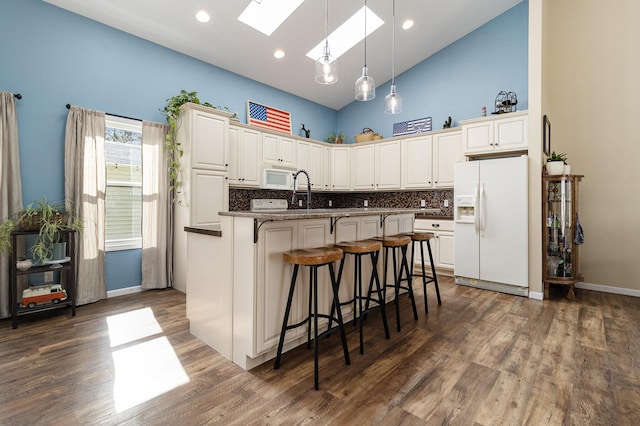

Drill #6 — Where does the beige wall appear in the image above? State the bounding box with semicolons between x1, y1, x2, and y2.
546;0;640;291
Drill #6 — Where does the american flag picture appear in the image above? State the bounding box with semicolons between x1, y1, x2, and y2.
393;116;432;137
247;100;292;134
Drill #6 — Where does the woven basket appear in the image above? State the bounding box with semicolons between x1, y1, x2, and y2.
355;127;379;143
18;211;69;231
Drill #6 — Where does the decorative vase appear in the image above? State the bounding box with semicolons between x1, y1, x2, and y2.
51;242;67;261
16;259;33;271
546;161;565;175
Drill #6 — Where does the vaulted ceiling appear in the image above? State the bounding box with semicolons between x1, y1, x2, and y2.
43;0;523;110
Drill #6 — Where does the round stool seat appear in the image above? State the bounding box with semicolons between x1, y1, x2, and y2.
404;232;435;242
376;235;411;247
284;247;343;266
335;239;382;254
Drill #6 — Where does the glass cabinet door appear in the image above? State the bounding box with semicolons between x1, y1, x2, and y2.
545;178;574;278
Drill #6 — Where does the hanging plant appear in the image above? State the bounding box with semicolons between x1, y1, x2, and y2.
160;90;236;203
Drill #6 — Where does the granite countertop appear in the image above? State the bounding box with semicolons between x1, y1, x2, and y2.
220;207;437;220
415;213;454;220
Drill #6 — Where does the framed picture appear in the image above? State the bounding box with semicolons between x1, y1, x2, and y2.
543;115;551;156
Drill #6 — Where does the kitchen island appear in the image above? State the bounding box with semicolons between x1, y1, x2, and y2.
185;207;427;370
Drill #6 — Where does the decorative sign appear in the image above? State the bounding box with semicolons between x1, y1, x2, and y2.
247;100;292;134
393;116;432;137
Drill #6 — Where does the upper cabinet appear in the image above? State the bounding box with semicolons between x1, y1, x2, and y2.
433;131;462;188
228;125;261;187
330;146;351;191
352;140;401;190
262;133;296;168
402;130;462;189
296;140;326;191
461;111;528;156
184;107;229;170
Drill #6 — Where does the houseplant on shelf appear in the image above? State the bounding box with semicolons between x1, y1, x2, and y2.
325;131;346;144
546;151;567;175
0;197;83;265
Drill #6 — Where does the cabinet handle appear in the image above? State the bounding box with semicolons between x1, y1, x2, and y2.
225;163;228;167
432;223;440;228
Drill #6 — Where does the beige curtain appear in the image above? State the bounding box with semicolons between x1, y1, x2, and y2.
64;106;107;305
0;92;23;318
141;121;172;289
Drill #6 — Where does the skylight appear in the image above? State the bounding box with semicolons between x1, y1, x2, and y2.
306;6;384;61
238;0;305;36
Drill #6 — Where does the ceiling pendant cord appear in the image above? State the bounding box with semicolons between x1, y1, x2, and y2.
315;0;338;84
385;0;402;114
355;0;375;101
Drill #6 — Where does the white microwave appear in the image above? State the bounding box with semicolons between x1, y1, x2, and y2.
262;168;293;190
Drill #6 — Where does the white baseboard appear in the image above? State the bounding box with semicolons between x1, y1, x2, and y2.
528;291;544;300
107;285;142;298
576;282;640;298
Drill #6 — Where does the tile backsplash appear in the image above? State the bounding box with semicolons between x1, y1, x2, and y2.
229;188;454;217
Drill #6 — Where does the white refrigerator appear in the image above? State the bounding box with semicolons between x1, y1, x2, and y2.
454;155;528;296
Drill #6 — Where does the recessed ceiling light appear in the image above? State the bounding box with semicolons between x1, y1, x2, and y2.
195;10;210;23
306;6;384;61
402;19;414;30
274;49;285;59
238;0;304;36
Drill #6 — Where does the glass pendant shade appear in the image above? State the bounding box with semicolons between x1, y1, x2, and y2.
384;83;402;114
315;44;338;84
355;66;375;101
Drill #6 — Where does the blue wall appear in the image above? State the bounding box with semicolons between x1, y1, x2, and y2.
339;1;528;140
0;0;528;291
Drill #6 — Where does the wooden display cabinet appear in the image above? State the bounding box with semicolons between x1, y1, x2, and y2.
542;174;584;299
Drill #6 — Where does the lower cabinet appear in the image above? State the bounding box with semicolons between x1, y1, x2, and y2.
255;218;333;356
414;219;455;274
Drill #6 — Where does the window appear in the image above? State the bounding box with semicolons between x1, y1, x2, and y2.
105;115;142;251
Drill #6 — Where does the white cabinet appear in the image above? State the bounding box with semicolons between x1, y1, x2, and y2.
461;111;528;156
330;146;351;190
402;135;433;188
254;219;332;356
190;169;229;226
402;131;461;189
296;140;326;191
228;125;260;187
414;219;454;273
262;132;296;168
184;108;229;170
352;140;401;190
174;104;231;292
433;131;462;188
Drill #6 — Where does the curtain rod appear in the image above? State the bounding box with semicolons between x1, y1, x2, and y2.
14;93;22;99
65;103;142;122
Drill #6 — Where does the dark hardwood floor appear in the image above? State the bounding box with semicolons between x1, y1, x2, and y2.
1;277;639;425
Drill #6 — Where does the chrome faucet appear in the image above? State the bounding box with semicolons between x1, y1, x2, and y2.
291;169;312;210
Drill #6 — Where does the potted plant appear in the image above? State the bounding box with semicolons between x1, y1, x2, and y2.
546;151;567;175
325;131;346;144
0;198;82;265
160;90;236;202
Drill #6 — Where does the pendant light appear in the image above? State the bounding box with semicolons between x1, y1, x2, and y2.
384;0;402;114
355;0;375;101
315;0;338;84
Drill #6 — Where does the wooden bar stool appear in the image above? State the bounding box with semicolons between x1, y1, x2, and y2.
405;232;442;313
374;235;418;332
332;239;390;354
274;246;350;390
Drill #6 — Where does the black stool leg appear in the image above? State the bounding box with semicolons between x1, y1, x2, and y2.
275;264;299;370
312;265;319;390
401;244;419;321
370;250;390;339
426;239;442;306
327;256;346;331
420;241;429;313
392;247;401;332
329;262;351;367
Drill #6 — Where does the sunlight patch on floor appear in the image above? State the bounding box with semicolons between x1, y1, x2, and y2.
112;336;190;412
106;307;163;347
